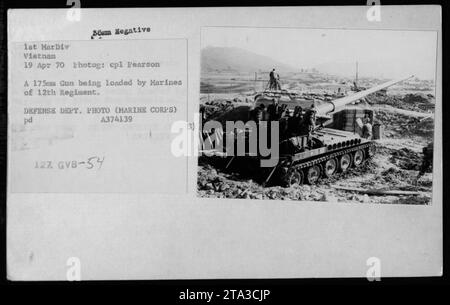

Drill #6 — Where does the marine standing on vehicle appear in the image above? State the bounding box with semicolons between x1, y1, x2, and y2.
269;68;281;90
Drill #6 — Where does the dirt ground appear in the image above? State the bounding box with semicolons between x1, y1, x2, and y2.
197;78;435;205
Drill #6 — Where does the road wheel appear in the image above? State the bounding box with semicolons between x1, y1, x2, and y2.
306;165;321;184
281;167;304;187
353;150;365;167
339;154;352;172
324;158;337;178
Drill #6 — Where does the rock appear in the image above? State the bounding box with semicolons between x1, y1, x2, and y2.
240;189;249;198
267;191;277;199
302;185;311;192
355;195;367;203
198;179;207;188
217;183;229;192
313;193;324;201
322;192;338;202
350;194;359;201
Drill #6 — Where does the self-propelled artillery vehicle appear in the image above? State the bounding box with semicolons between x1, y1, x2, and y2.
201;75;413;186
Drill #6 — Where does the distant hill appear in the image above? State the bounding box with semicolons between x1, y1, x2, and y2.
201;46;296;73
313;61;427;80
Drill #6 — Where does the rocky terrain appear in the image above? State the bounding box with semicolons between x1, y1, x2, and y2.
197;77;435;205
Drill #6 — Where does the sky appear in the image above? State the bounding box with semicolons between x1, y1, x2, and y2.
202;27;438;80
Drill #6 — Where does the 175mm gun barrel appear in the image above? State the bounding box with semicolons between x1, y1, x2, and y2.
317;75;414;115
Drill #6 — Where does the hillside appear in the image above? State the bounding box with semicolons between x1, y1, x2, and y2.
313;61;433;80
201;46;296;73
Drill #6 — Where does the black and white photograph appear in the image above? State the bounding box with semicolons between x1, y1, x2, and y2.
198;27;437;205
3;4;444;283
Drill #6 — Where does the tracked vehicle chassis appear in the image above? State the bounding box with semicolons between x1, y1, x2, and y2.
276;142;375;187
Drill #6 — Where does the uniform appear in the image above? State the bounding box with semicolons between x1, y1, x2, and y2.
362;122;372;139
418;142;433;178
269;70;276;90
